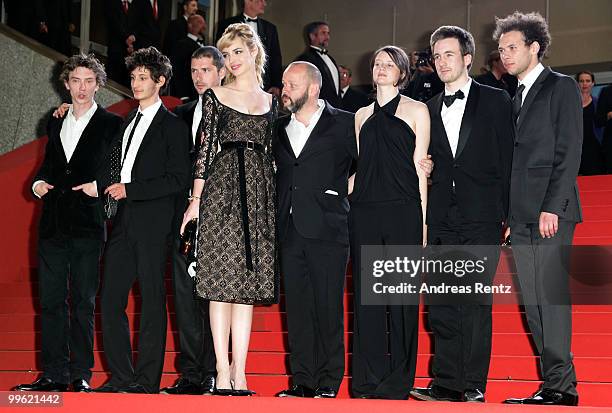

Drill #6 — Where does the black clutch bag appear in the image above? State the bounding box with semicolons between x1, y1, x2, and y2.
104;193;118;220
180;218;198;257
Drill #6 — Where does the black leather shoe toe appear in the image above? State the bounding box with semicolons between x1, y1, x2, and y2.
72;379;92;393
13;378;68;392
314;387;337;398
276;384;315;398
464;388;485;402
410;385;464;402
201;375;216;395
160;377;202;395
504;389;578;406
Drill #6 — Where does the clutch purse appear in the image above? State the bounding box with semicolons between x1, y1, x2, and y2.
104;193;118;220
180;218;198;257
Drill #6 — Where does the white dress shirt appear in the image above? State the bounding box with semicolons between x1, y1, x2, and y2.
311;46;339;93
120;99;162;183
192;95;203;145
441;77;472;158
61;102;98;162
32;102;99;198
518;62;545;105
285;99;325;157
243;13;258;34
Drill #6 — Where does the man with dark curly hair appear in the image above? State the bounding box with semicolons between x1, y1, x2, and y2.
95;47;191;394
14;54;122;393
495;11;582;406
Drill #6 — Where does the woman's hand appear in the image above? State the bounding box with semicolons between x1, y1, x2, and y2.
53;103;71;118
181;199;200;235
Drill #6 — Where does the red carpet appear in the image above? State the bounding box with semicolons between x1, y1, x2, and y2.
0;98;611;410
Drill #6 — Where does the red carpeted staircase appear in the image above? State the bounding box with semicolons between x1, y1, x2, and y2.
0;99;611;411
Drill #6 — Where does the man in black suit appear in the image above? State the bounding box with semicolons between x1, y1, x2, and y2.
104;0;135;87
216;0;282;95
95;47;191;394
495;12;582;406
162;0;198;57
126;0;167;53
410;26;514;403
294;22;341;108
338;65;370;113
474;50;518;97
170;14;207;101
14;55;122;393
274;62;357;399
160;46;225;395
34;0;73;56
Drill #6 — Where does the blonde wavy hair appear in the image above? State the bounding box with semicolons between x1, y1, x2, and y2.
217;23;267;87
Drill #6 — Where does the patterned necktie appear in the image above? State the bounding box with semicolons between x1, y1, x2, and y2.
513;84;525;124
443;89;465;107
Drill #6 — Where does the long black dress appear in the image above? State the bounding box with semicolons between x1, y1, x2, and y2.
193;89;279;305
579;100;605;175
350;93;421;399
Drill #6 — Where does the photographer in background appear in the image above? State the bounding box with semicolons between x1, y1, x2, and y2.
404;48;443;102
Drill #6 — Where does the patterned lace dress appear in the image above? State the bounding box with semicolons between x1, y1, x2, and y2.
193;88;278;304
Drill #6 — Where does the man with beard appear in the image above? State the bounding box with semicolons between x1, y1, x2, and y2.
273;62;356;398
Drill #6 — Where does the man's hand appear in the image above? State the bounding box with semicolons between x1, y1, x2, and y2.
39;22;48;34
34;182;54;197
73;182;98;197
418;155;434;177
105;183;127;201
607;111;612;120
539;212;559;238
53;103;71;118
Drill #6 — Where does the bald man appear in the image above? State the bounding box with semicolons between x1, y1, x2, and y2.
274;62;357;398
171;14;207;101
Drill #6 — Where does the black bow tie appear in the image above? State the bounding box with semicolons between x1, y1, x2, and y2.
443;89;465;107
316;48;328;55
245;17;257;22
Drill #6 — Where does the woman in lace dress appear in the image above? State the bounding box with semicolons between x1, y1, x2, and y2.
181;23;278;395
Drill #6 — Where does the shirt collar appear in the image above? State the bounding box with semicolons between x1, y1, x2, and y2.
290;99;325;127
342;85;349;94
519;62;545;90
68;101;98;122
445;77;472;96
138;99;162;121
187;33;200;42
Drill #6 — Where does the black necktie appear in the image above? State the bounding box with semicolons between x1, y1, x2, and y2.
513;84;525;124
122;112;143;164
443;89;465;107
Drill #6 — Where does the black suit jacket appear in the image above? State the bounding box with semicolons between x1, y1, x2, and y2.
103;105;191;240
295;47;341;108
104;0;134;53
34;107;123;240
130;0;167;50
174;98;198;150
171;37;202;101
273;103;357;245
163;16;188;56
510;67;583;224
426;80;514;225
216;15;282;90
341;87;370;113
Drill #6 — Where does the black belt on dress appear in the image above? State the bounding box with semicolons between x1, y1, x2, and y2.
221;140;265;272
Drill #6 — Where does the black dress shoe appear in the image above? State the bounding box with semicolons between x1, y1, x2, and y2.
276;384;316;398
94;382;124;393
201;375;216;395
160;377;202;395
13;377;68;392
119;383;150;394
504;389;578;406
72;379;92;393
314;387;337;398
231;389;256;396
464;389;485;402
410;385;464;402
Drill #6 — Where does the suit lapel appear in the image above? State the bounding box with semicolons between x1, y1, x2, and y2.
50;116;68;165
132;105;167;174
277;117;297;159
455;81;479;159
517;67;551;132
433;93;454;158
298;103;335;159
68;107;101;164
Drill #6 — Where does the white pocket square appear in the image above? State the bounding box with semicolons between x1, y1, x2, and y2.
324;189;339;196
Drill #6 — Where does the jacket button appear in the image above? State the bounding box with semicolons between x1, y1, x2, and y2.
294;186;299;190
294;163;299;167
453;164;458;168
514;142;519;147
65;169;71;175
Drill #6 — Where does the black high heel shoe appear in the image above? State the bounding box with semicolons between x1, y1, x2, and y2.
213;378;234;396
